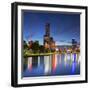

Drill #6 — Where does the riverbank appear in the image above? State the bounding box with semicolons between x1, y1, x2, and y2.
24;51;80;57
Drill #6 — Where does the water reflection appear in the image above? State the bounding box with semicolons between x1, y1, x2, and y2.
23;53;80;77
27;57;32;71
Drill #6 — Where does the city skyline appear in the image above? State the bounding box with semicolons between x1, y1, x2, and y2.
22;11;80;45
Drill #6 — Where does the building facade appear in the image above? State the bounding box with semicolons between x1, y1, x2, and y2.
44;23;56;51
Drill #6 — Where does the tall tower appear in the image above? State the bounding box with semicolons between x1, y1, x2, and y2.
43;23;56;50
44;23;50;49
45;23;50;36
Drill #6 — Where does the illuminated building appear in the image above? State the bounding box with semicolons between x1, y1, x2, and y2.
44;23;56;51
72;39;78;50
28;40;33;49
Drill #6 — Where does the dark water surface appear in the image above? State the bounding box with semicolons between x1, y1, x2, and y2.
22;53;80;77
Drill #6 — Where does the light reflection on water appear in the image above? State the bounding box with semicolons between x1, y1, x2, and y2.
23;53;80;77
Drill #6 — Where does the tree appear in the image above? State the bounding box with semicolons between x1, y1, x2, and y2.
39;45;45;53
32;41;40;53
45;48;51;53
23;40;28;49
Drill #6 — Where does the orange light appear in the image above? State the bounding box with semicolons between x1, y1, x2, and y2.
52;54;57;72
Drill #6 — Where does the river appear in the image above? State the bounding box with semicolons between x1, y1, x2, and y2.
22;53;80;77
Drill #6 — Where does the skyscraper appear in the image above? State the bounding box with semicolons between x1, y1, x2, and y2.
45;23;50;36
44;23;56;51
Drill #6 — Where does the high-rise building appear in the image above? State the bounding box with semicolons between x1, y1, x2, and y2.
45;23;50;36
44;23;56;51
72;39;77;50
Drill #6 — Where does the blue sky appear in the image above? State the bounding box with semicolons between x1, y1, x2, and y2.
22;10;80;45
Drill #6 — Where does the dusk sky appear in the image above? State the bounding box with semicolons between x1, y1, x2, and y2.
22;11;80;45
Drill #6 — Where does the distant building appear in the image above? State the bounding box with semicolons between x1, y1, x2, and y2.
28;40;33;49
72;39;77;50
44;23;56;51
